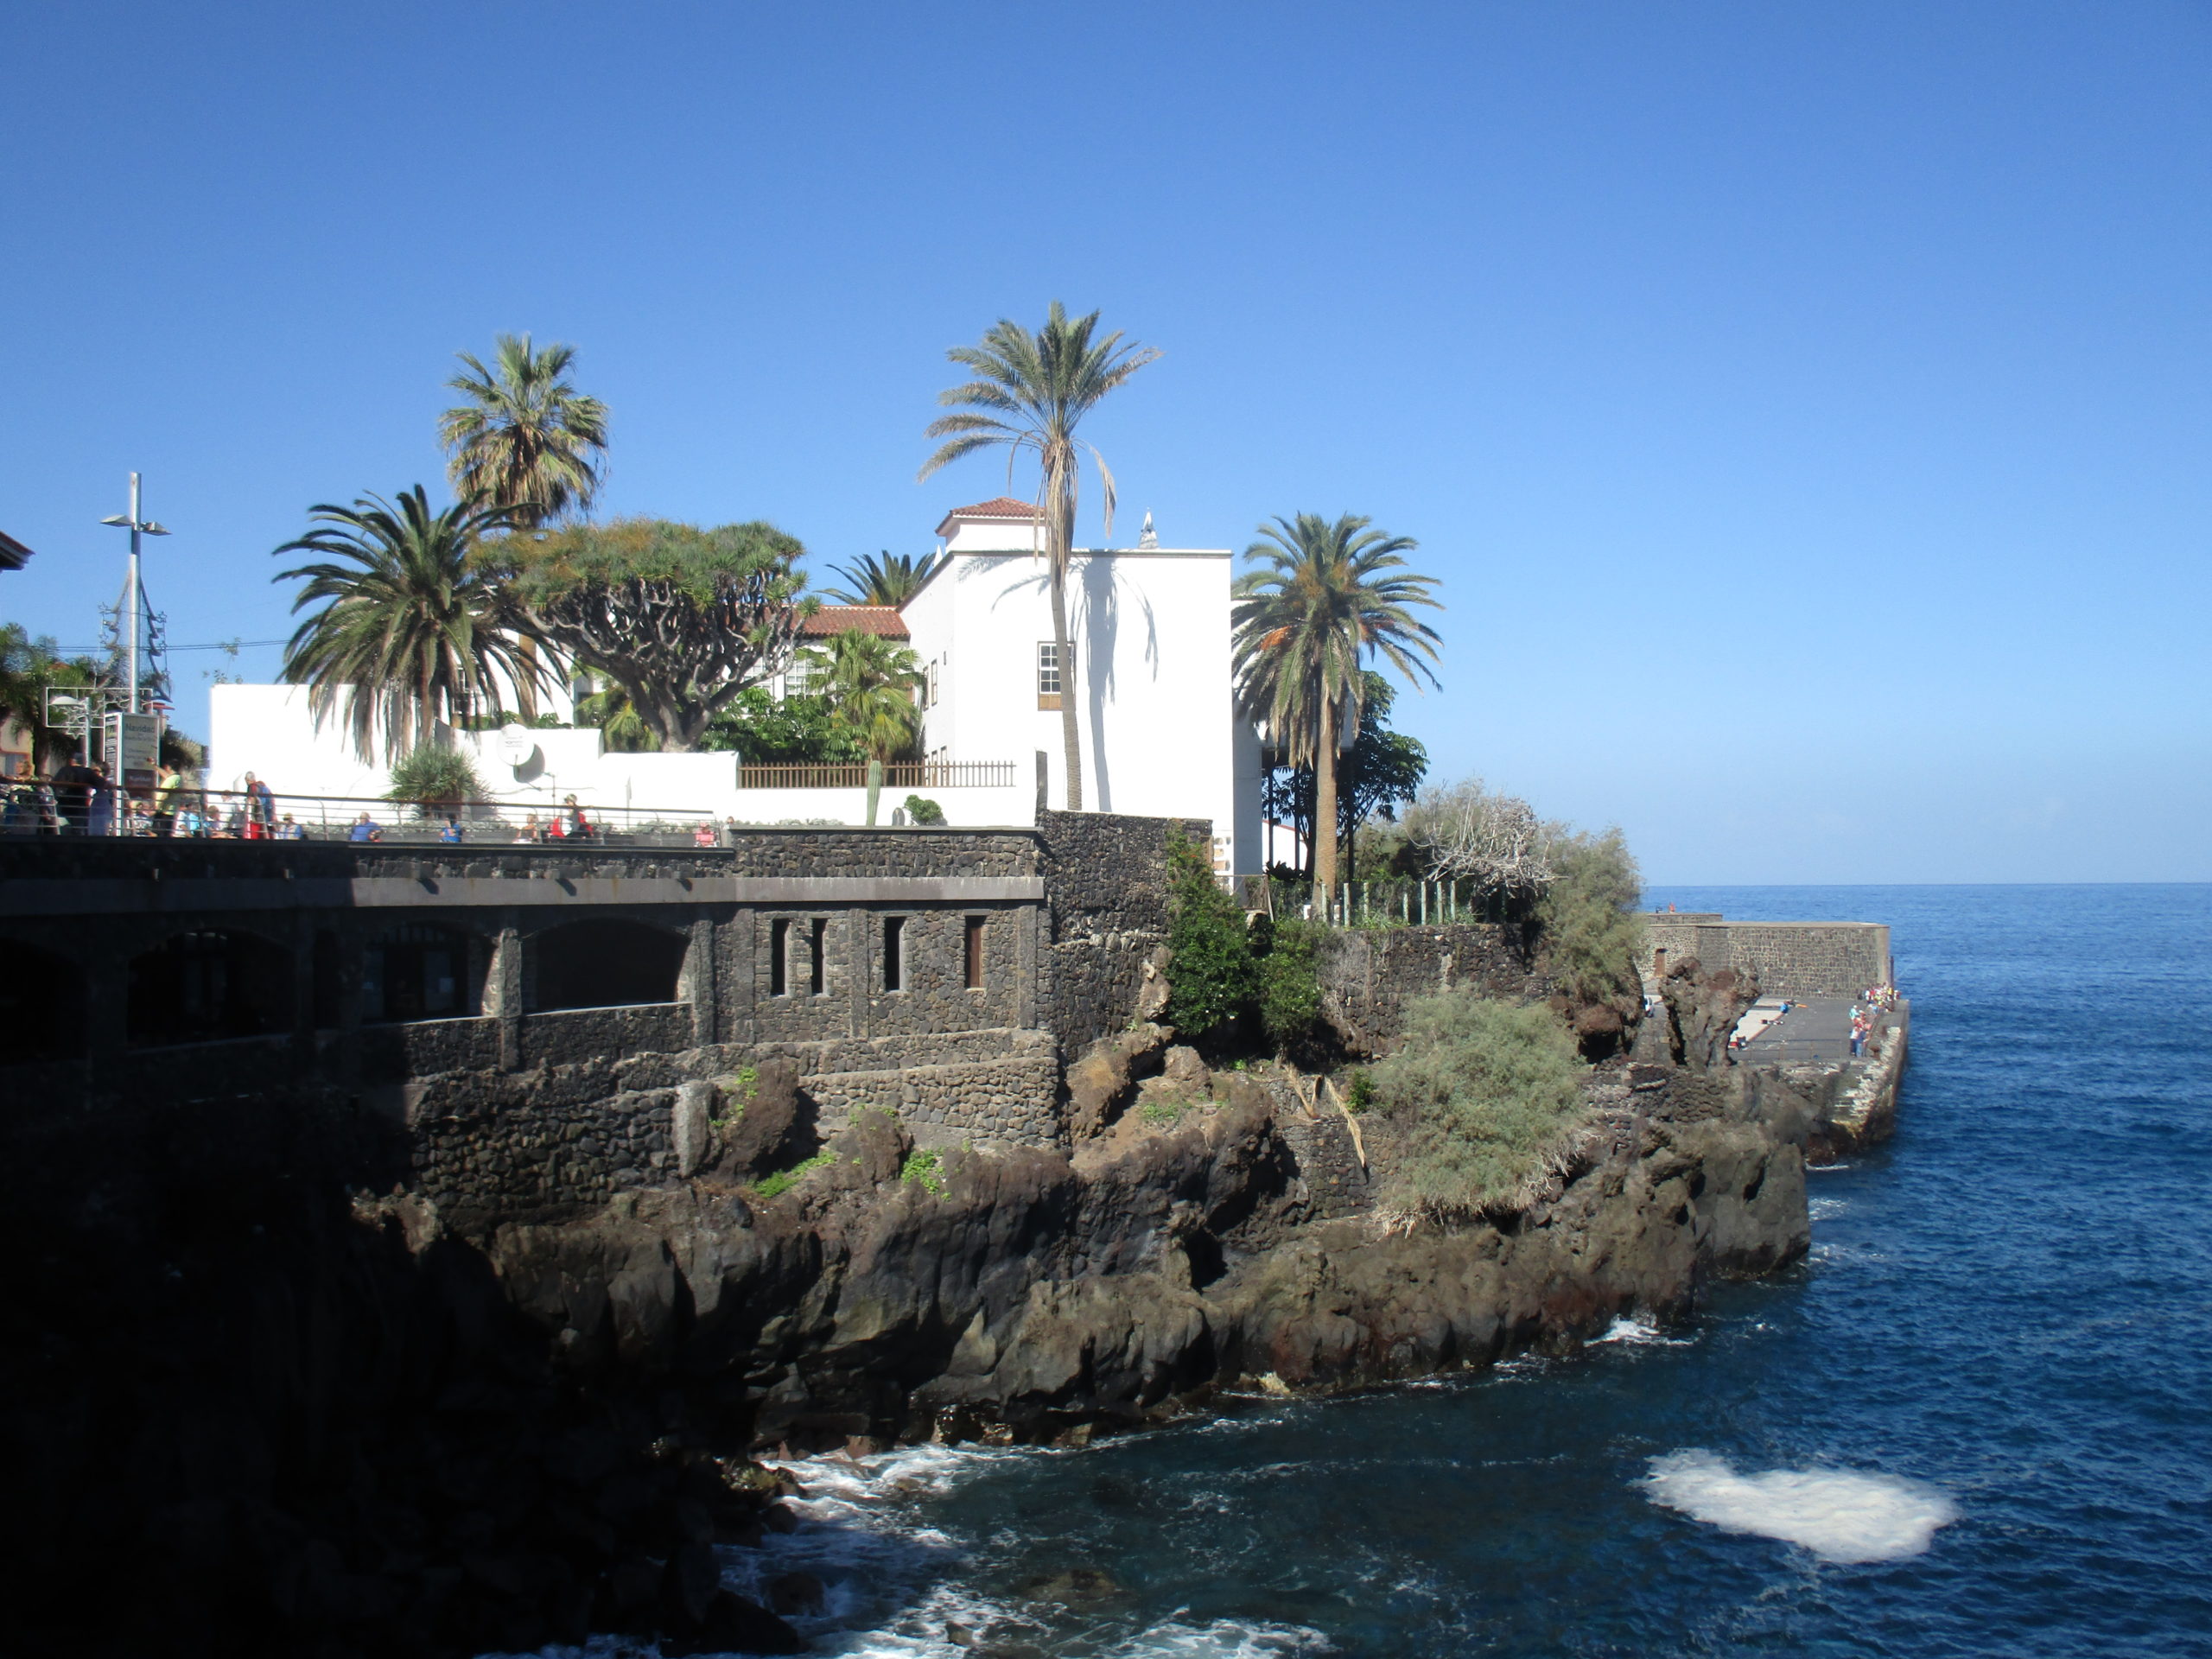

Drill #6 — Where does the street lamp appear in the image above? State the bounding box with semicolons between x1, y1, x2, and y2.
99;472;171;711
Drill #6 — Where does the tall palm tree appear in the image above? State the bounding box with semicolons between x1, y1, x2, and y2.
919;301;1159;810
272;487;545;761
820;550;944;607
1232;513;1442;895
821;628;924;825
439;334;610;523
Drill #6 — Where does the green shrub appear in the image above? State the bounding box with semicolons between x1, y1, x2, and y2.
1342;1068;1376;1114
1256;917;1323;1052
900;1147;945;1193
1163;830;1256;1041
1534;828;1643;1002
902;794;945;825
751;1149;836;1198
386;745;484;807
1371;993;1587;1215
1140;1096;1193;1126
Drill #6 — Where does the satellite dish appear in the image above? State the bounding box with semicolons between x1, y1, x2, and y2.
496;724;538;767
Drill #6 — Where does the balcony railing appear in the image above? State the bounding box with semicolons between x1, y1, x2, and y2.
736;760;1017;790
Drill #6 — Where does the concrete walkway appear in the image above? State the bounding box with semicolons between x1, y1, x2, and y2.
1735;996;1863;1065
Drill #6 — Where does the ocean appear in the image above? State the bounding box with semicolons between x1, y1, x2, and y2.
517;884;2212;1659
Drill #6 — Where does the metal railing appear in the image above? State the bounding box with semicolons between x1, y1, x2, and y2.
0;783;728;846
736;760;1017;791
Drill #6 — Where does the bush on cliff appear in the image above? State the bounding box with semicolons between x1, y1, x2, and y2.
1256;916;1324;1055
1372;991;1588;1215
1164;830;1257;1043
1534;827;1643;1003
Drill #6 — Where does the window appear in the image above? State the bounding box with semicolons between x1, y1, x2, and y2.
770;918;791;996
882;916;905;993
964;916;986;990
532;919;687;1013
1037;641;1073;709
809;918;826;995
364;924;471;1023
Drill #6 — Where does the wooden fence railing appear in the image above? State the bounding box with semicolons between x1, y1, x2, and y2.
735;760;1019;791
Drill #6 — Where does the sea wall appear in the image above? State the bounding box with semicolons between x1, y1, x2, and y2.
1643;912;1892;998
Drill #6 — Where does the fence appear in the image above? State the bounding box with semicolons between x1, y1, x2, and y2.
0;783;727;847
1236;874;1498;927
736;760;1018;791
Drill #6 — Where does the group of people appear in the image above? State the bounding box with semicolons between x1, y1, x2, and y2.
1848;983;1899;1058
0;761;305;839
509;797;595;843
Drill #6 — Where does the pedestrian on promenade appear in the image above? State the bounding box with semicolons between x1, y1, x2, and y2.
49;753;99;834
348;810;383;842
437;817;464;844
276;813;306;840
514;813;540;843
86;762;115;837
153;762;185;836
692;821;717;848
722;816;741;847
242;772;276;836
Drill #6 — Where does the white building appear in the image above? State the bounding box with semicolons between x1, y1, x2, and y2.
901;497;1261;871
209;498;1262;868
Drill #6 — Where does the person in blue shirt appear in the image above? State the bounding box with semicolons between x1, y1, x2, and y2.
348;811;383;842
437;817;463;844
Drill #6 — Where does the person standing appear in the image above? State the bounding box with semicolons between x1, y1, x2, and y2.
49;753;99;835
242;772;276;836
152;762;184;836
348;810;383;842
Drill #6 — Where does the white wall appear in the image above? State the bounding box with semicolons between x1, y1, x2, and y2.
207;683;1033;829
904;537;1261;871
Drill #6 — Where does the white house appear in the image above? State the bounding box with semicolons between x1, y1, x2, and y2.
208;498;1262;868
900;497;1262;872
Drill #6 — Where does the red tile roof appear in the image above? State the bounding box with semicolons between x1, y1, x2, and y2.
934;497;1040;537
801;605;908;639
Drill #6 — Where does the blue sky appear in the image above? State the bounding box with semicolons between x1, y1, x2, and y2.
3;1;2205;882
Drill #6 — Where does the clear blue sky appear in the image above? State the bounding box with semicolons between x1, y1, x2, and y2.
3;1;2204;883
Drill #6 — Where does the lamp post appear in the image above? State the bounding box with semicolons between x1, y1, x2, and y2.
99;472;171;712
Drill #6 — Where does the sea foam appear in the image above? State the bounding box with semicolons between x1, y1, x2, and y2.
1642;1450;1956;1562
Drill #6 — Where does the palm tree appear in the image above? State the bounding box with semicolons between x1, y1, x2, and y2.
441;334;608;720
919;302;1159;810
820;550;944;607
1232;513;1442;896
821;628;924;824
438;334;610;524
272;487;545;761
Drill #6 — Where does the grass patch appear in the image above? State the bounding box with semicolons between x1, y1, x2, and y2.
900;1148;945;1193
1370;993;1588;1216
750;1149;836;1199
1139;1096;1195;1126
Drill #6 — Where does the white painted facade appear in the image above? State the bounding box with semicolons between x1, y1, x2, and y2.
902;499;1262;871
207;499;1262;866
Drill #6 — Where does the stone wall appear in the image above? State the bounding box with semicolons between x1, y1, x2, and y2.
1037;809;1207;1052
1641;913;1891;999
1317;924;1547;1055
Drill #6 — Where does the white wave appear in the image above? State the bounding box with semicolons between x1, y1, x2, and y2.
1642;1450;1956;1563
1806;1160;1853;1173
1105;1618;1332;1658
1592;1316;1695;1347
1808;1196;1848;1221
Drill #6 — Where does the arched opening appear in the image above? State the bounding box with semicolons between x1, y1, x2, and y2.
532;918;688;1013
127;930;295;1048
363;924;478;1023
0;942;89;1063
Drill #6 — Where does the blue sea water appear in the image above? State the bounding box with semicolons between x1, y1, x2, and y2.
537;885;2212;1658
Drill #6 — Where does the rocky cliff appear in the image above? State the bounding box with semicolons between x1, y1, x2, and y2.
1;1033;1810;1657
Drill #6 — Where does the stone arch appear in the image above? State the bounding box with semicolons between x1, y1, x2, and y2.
0;940;89;1063
127;928;296;1048
531;918;689;1013
363;922;483;1023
